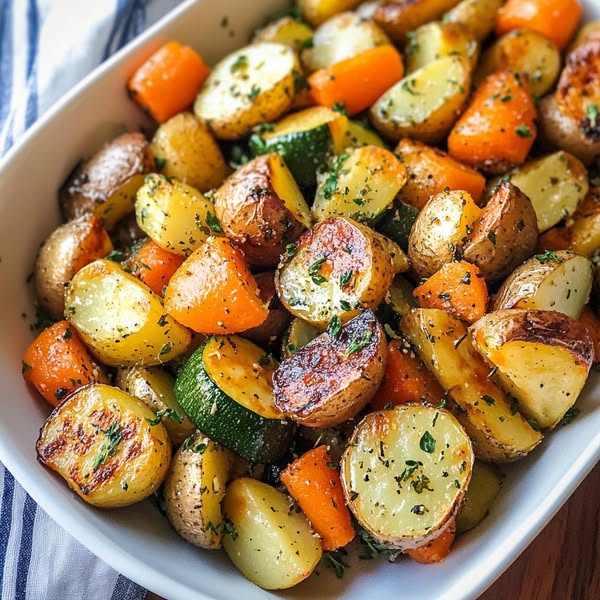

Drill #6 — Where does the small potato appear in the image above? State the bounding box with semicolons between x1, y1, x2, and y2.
115;366;196;446
273;310;386;427
60;132;154;230
65;259;191;366
34;215;113;320
275;217;396;327
298;0;363;27
442;0;504;42
37;383;171;508
213;154;311;267
568;21;600;52
408;189;481;279
253;16;314;52
463;181;538;283
474;30;560;98
150;112;229;193
164;433;235;549
281;317;321;358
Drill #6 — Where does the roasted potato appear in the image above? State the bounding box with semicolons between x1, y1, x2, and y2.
474;30;560;98
384;274;418;319
273;310;386;427
373;0;462;44
568;20;600;52
134;174;217;256
463;182;538;283
222;478;322;589
300;11;389;73
213;154;311;267
471;309;595;429
194;43;299;140
36;383;171;508
34;215;113;320
341;405;473;550
369;55;471;144
298;0;363;27
564;187;600;257
400;308;543;462
60;132;154;229
408;189;481;279
275;217;396;327
281;317;321;358
163;432;235;549
442;0;503;42
65;259;191;366
115;366;196;446
505;151;589;232
492;250;593;319
404;21;478;74
150;112;229;192
253;16;314;52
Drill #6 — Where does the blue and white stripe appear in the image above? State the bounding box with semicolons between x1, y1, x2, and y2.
0;1;180;597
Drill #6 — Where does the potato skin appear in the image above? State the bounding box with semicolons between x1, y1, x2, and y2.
35;215;113;320
463;182;538;283
214;154;308;267
273;310;386;427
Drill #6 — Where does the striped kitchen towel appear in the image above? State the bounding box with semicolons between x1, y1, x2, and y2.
0;1;180;598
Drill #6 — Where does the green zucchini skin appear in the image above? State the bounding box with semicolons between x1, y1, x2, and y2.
376;201;419;251
175;343;294;463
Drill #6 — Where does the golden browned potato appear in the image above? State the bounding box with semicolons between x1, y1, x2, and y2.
471;309;594;429
281;317;321;358
275;217;396;327
273;310;386;427
253;16;315;52
565;187;600;257
298;0;363;27
463;182;538;283
150;112;229;193
60;132;154;229
442;0;503;42
568;20;600;52
163;433;235;549
373;0;462;43
34;215;113;320
36;383;171;508
341;405;473;550
408;189;481;279
213;154;311;267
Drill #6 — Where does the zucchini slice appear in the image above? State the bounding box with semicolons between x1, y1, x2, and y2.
341;405;474;550
174;336;293;463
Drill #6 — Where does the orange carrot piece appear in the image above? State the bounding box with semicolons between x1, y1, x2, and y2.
163;236;268;334
128;41;210;123
536;226;572;253
370;339;445;410
308;44;404;116
395;139;486;209
495;0;582;51
130;239;185;297
280;445;355;551
580;307;600;363
414;261;488;324
447;71;537;173
22;321;103;407
405;519;456;564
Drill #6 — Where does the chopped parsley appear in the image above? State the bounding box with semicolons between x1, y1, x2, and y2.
105;249;127;263
481;395;496;406
182;437;207;453
419;431;436;453
332;101;349;116
247;84;261;101
230;54;248;73
399;459;421;481
587;103;599;128
308;257;327;285
147;408;183;426
221;518;239;540
515;124;533;138
205;212;223;233
322;154;349;200
93;423;124;469
560;407;580;426
534;250;562;264
327;315;342;338
292;70;310;94
323;550;349;578
339;270;353;287
345;330;373;356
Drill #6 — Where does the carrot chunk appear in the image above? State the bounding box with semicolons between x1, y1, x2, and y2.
128;41;210;123
130;239;185;297
280;445;355;551
405;519;456;564
580;307;600;363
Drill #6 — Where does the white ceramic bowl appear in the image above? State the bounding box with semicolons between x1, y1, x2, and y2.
1;1;599;598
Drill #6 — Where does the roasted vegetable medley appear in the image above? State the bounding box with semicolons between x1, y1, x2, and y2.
24;0;600;590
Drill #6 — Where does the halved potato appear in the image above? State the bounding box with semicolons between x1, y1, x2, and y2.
222;478;322;589
384;274;418;320
281;317;321;358
34;215;113;320
298;0;364;27
275;217;395;327
65;259;191;366
474;30;560;98
273;309;386;427
213;154;311;266
569;21;600;52
369;55;471;144
253;16;315;52
194;43;299;140
442;0;504;42
400;308;543;462
493;250;593;319
163;432;235;549
150;112;229;193
463;181;538;283
135;174;217;256
115;366;196;446
36;383;171;508
300;11;389;72
471;309;594;429
60;132;154;229
341;405;473;550
505;151;589;232
408;189;481;279
567;187;600;257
